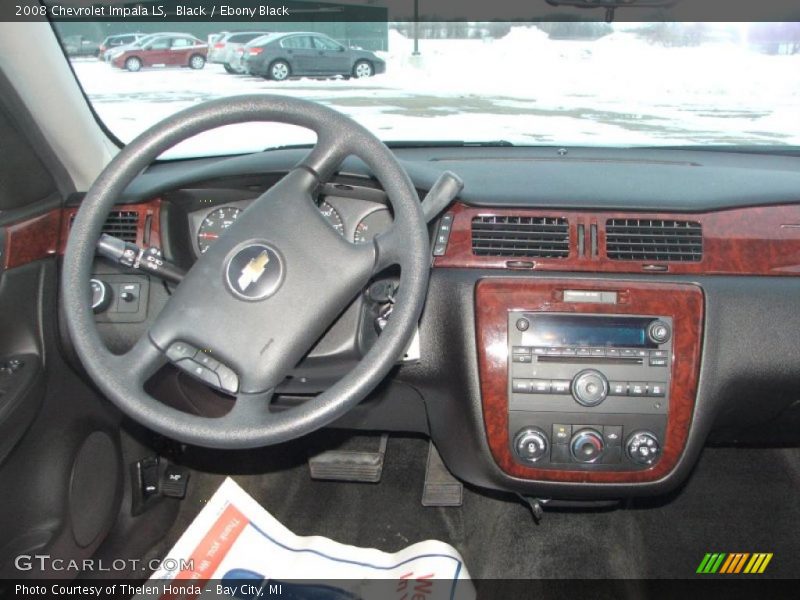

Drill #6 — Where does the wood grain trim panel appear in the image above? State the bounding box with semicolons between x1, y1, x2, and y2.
475;278;704;483
2;200;162;270
437;202;800;276
3;209;63;270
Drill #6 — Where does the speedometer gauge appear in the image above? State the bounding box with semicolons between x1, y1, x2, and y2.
318;200;344;237
197;206;242;253
354;209;392;244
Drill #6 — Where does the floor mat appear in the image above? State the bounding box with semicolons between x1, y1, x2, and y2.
144;434;800;580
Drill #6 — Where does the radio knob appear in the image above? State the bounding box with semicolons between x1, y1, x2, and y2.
571;369;609;407
647;320;671;344
513;428;549;463
626;431;661;465
570;428;605;463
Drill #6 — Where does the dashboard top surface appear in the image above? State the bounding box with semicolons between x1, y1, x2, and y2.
118;146;800;213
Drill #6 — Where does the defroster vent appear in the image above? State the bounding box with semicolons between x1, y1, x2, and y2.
471;215;569;258
606;218;702;262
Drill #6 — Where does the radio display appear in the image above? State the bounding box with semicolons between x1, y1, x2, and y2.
523;315;656;348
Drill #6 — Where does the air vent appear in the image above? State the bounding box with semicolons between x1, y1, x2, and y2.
606;218;702;262
471;215;569;258
71;210;139;243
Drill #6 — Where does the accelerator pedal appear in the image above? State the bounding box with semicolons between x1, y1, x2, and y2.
308;434;388;483
422;443;463;507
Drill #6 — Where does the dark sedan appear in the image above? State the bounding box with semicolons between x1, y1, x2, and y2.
243;32;386;80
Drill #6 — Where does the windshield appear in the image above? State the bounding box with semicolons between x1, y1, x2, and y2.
54;21;800;158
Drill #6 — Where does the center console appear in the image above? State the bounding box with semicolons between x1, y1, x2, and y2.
475;279;703;483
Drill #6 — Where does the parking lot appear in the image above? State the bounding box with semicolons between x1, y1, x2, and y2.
72;28;800;158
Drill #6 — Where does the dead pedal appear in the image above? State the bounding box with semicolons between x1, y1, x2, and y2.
308;434;388;483
422;442;463;507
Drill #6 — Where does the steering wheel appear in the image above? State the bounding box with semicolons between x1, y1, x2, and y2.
62;95;429;449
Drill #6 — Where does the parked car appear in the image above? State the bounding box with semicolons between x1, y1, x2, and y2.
104;33;180;63
63;35;100;58
243;32;386;80
110;34;208;72
98;33;144;61
208;31;272;73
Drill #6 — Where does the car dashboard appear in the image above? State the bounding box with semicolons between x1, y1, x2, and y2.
8;145;800;500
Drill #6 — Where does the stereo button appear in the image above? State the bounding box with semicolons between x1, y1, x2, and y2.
552;424;572;444
571;370;609;407
512;346;531;355
512;354;532;363
605;348;620;358
648;382;667;397
649;357;668;367
551;379;571;394
531;380;551;394
512;379;531;393
577;348;592;357
609;381;628;396
629;382;648;396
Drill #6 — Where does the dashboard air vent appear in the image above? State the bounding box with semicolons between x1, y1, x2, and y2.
71;210;139;243
471;215;569;258
606;218;702;262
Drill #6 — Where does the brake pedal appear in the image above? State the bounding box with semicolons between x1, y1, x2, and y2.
308;434;388;483
422;443;463;507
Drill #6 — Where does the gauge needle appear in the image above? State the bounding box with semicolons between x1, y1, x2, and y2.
198;233;220;239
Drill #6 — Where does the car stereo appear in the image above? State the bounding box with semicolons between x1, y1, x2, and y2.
507;312;672;471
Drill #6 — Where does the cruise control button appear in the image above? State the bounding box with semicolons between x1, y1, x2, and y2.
215;363;240;394
530;380;551;394
176;359;221;388
551;379;571;394
647;382;667;397
512;379;531;393
609;381;628;396
629;382;648;396
166;341;197;362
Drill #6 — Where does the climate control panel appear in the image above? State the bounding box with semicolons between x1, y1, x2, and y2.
507;312;672;470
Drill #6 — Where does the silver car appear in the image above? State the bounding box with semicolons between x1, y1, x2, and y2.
208;31;272;73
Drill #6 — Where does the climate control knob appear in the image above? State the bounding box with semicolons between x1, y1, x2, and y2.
513;428;549;463
626;431;661;465
571;369;609;407
570;428;605;463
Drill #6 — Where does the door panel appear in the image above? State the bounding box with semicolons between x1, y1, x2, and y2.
312;36;350;74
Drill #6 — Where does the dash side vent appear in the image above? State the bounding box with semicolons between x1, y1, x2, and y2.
606;218;702;262
471;215;569;258
71;210;139;243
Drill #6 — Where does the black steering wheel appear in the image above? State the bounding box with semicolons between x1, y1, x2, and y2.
62;95;429;449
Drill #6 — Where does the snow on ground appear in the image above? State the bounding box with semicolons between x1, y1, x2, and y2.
71;27;800;157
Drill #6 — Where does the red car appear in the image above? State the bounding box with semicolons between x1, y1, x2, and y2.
111;34;207;72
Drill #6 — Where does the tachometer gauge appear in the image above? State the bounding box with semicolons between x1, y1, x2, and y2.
354;209;392;244
197;206;242;253
318;200;344;237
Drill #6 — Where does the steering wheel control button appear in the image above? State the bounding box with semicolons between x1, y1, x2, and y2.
166;341;198;362
570;428;605;463
571;369;609;407
195;352;220;371
514;428;549;463
647;320;672;344
225;243;284;301
176;359;221;388
214;363;239;395
626;431;661;465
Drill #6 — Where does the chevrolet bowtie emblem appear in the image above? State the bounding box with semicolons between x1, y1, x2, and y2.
237;250;270;292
